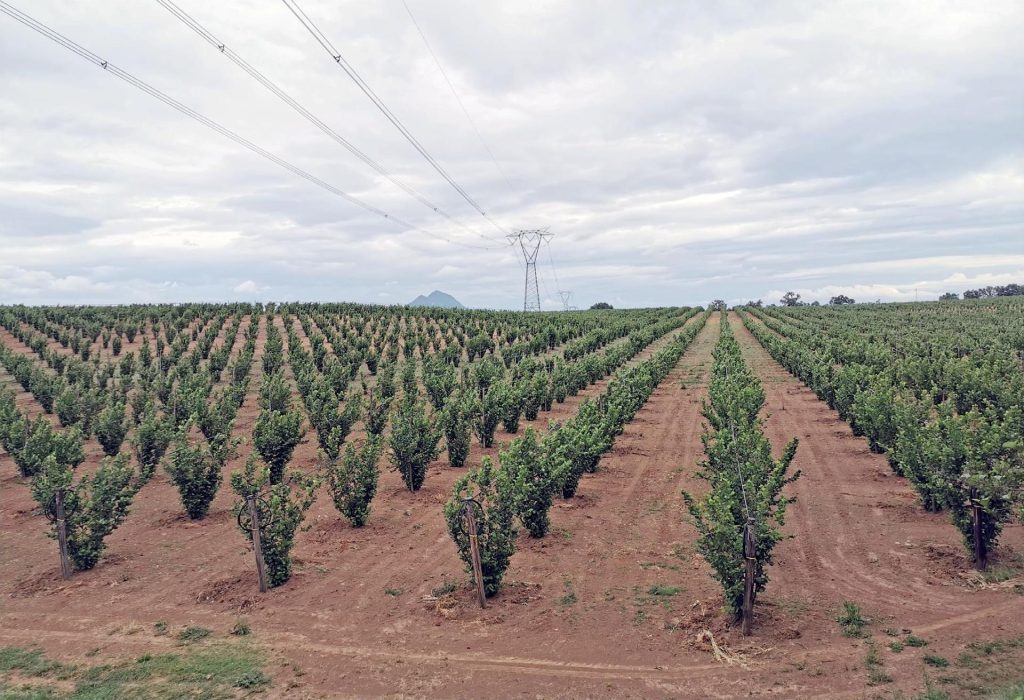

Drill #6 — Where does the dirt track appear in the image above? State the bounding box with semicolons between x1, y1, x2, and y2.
2;312;1023;698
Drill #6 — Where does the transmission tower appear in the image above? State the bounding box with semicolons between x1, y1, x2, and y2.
557;290;573;311
507;228;553;311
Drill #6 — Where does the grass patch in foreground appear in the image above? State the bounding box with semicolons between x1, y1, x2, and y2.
0;641;269;699
895;634;1024;699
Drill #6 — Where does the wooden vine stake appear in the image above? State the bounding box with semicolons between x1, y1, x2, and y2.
970;488;987;571
741;516;756;636
246;495;270;593
462;498;486;608
54;488;73;580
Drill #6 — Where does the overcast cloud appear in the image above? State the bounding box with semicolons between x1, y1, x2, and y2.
1;0;1022;308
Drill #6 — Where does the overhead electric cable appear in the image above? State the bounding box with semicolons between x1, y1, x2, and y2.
400;0;515;192
0;1;501;251
152;0;496;245
279;0;510;238
537;266;553;309
544;237;563;294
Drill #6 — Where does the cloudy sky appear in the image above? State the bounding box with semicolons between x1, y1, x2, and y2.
1;0;1021;308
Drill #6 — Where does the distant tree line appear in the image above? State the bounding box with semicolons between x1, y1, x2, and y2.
938;284;1023;301
746;284;1024;308
961;283;1024;299
775;292;854;307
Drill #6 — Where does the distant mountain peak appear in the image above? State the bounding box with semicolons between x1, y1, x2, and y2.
407;290;465;309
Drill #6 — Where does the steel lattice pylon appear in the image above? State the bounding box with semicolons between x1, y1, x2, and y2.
507;228;552;311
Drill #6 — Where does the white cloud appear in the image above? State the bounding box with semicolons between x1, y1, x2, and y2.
758;268;1024;305
0;0;1020;307
775;255;1024;281
233;280;263;294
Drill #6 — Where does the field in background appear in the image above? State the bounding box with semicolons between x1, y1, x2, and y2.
1;299;1023;699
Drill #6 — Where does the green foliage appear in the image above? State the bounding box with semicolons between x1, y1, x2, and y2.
167;371;212;427
444;457;518;597
0;389;19;452
921;406;1019;560
304;380;361;460
197;389;239;444
522;373;549;420
375;361;397;402
258;370;291;412
261;317;284;374
30;453;137;570
544;420;586;498
502;428;555;538
325;436;384;527
363;385;392;436
493;381;523;434
473;385;502;448
739;300;1024;564
466;333;494;362
439;391;472;467
423;356;457;410
94;399;128;456
400;360;417;396
6;413;84;478
469;356;504;398
0;641;270;697
165;430;233;520
55;384;87;429
35;374;57;414
133;407;173;483
568;400;612;475
253;407;305;484
54;385;83;428
836;600;870;637
388;394;441;491
231;457;318;588
683;314;800;620
177;626;212;643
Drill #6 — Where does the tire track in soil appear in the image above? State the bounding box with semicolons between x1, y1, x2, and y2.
300;311;712;617
0;315;751;700
0;314;726;692
8;311;1022;698
729;312;1024;678
496;312;723;657
0;313;693;611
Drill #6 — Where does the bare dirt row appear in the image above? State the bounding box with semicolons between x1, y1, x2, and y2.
2;311;1022;698
0;313;714;697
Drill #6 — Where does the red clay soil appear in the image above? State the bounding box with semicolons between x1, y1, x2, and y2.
2;312;1023;698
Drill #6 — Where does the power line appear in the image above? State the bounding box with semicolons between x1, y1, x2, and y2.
544;237;563;294
542;236;570;309
0;1;500;252
280;0;510;239
400;0;515;192
537;261;553;308
152;0;496;246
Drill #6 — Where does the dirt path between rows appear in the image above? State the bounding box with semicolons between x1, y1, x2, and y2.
3;312;1022;699
0;315;733;698
726;311;1024;697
